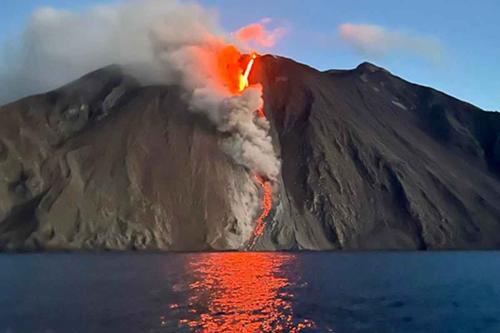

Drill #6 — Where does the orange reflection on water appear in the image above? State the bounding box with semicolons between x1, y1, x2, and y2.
179;253;314;332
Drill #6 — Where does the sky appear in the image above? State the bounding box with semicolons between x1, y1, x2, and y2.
0;0;499;110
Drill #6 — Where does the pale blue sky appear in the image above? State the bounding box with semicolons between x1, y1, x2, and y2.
1;0;499;110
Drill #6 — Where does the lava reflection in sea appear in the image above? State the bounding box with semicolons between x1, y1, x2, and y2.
177;252;314;332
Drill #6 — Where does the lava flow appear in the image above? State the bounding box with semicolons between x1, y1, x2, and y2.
239;53;256;91
252;174;273;238
238;53;274;241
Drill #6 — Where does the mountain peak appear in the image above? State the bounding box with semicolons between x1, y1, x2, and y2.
355;61;389;73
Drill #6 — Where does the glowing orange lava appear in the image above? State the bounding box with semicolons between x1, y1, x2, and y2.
256;106;266;118
238;54;274;241
217;45;246;94
239;53;257;91
253;174;273;237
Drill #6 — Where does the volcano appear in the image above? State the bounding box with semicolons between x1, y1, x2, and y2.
1;56;499;251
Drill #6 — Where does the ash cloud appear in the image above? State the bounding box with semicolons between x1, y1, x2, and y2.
338;23;445;63
0;1;223;104
0;0;281;241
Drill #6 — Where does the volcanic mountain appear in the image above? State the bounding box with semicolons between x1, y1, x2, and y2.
1;56;499;251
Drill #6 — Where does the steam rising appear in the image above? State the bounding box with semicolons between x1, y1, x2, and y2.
205;87;280;180
0;0;281;242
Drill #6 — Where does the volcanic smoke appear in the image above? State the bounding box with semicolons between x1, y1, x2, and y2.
210;50;279;247
238;54;275;245
141;2;281;247
2;0;282;248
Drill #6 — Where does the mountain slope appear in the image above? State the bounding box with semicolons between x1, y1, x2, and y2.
0;66;250;251
255;57;500;250
1;57;499;250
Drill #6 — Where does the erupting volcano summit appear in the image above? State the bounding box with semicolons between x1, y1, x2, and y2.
234;52;275;246
209;47;280;248
1;54;500;251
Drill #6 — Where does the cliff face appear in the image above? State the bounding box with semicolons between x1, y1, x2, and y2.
1;57;500;251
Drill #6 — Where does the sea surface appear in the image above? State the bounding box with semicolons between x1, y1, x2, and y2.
1;252;499;333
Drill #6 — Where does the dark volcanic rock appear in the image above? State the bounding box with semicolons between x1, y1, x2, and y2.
253;56;500;250
0;66;246;251
1;57;500;250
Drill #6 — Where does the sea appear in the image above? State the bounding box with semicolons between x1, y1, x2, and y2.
1;252;499;332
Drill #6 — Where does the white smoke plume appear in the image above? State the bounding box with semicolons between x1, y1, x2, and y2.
0;1;221;103
197;87;280;180
0;0;281;240
224;172;261;248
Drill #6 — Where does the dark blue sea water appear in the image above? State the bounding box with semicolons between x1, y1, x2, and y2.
1;252;499;333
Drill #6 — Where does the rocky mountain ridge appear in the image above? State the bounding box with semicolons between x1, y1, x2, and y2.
1;56;499;251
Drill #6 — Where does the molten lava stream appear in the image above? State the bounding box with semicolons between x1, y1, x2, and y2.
253;174;273;238
239;53;256;91
239;53;274;246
